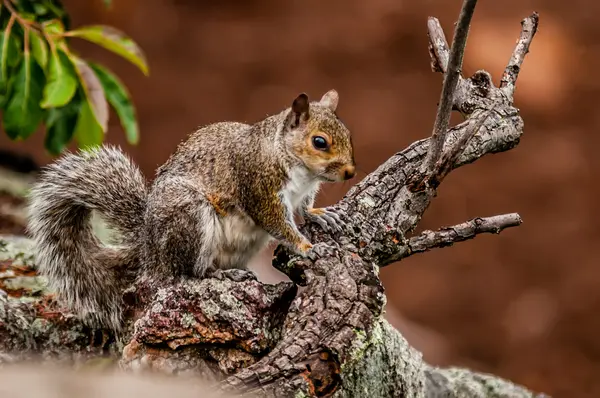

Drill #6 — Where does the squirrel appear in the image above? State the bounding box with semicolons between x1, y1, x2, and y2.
28;89;356;332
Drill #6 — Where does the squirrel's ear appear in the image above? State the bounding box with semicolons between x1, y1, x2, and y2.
287;93;310;130
320;89;339;112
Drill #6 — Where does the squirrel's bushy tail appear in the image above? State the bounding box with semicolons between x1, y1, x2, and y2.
28;146;147;331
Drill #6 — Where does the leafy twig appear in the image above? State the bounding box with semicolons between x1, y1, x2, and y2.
0;2;147;153
3;0;38;32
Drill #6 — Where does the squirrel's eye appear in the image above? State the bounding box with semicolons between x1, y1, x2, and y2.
312;136;328;150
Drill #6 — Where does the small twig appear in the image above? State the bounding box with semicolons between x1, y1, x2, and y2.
4;11;15;37
427;17;450;73
381;213;522;266
500;12;540;97
421;0;478;176
2;0;46;35
3;0;29;27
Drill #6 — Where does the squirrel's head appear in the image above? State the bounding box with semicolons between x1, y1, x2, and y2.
282;90;356;183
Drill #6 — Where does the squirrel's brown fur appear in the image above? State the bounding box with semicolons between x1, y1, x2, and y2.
28;90;355;331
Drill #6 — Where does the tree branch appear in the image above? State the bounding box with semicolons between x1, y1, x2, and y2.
332;102;522;267
427;17;450;74
433;108;492;183
500;12;540;98
421;0;478;177
380;213;522;266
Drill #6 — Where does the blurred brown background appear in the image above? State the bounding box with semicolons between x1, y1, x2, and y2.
1;0;597;396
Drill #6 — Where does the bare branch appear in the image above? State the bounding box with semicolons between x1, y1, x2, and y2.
426;17;474;112
380;213;522;266
427;17;450;73
500;12;540;97
338;105;523;255
421;0;478;176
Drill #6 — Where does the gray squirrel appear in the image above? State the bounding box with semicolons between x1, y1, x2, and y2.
28;90;356;331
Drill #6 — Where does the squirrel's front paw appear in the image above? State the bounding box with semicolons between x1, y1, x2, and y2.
294;239;313;257
305;207;345;233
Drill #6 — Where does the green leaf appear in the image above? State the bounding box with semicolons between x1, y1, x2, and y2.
65;25;149;75
70;55;108;132
42;19;65;37
103;0;112;8
41;20;68;52
90;62;138;145
44;96;81;155
19;12;37;22
0;29;21;107
41;49;77;108
0;29;20;84
74;98;103;149
30;30;48;69
2;54;45;140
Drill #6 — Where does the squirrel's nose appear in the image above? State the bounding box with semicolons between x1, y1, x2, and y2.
342;165;356;181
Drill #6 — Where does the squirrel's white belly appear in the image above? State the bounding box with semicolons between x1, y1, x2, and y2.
202;207;270;270
220;212;270;248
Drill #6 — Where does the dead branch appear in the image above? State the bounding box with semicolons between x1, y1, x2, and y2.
380;213;522;266
421;0;478;177
500;12;540;97
427;17;450;74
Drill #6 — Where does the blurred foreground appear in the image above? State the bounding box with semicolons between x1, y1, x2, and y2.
0;363;235;398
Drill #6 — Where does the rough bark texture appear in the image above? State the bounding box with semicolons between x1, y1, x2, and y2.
0;10;548;398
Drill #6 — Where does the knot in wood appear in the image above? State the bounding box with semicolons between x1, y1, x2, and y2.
301;350;342;397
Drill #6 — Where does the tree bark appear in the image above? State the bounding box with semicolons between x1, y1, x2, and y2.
0;8;548;398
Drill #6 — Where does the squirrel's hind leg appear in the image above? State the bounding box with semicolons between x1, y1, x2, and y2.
191;202;225;277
